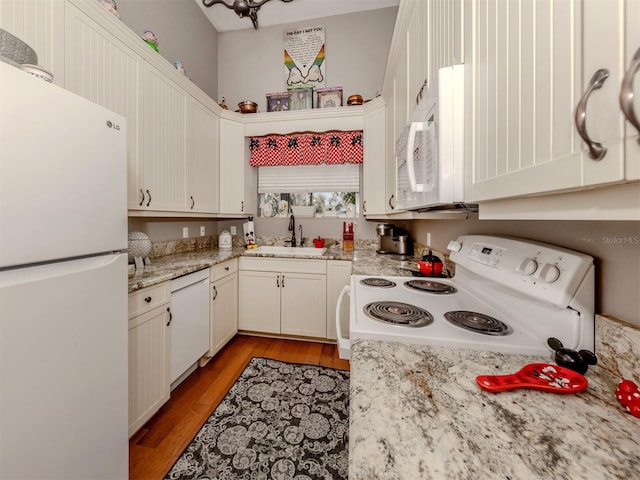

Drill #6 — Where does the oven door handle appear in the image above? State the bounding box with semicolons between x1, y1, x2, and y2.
335;285;351;360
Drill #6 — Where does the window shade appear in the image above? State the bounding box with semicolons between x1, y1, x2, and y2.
258;164;360;193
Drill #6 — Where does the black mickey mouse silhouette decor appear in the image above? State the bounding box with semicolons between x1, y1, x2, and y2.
547;337;598;374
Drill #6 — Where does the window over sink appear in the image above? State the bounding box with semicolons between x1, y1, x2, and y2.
257;164;360;218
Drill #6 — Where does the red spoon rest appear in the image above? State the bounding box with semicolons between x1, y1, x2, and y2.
476;363;588;394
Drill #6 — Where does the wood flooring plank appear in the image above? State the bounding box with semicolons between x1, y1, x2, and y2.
129;334;350;480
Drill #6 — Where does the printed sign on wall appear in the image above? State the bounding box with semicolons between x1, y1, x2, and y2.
284;26;326;88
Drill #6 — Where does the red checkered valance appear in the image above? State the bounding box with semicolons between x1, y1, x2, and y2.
249;131;363;167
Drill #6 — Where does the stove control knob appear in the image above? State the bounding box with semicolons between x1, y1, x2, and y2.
538;263;561;283
516;257;538;275
447;240;462;253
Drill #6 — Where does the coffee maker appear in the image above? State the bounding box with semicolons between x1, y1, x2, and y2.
376;223;413;257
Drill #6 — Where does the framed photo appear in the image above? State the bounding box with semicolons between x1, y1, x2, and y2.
316;87;342;109
266;92;290;112
288;87;313;110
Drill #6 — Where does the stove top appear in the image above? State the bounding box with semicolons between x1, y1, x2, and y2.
338;236;595;359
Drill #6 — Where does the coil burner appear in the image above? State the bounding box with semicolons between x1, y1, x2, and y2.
364;301;433;327
360;278;397;288
444;311;511;336
404;280;457;294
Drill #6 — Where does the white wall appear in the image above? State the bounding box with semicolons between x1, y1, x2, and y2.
217;7;397;112
117;0;218;100
409;219;640;327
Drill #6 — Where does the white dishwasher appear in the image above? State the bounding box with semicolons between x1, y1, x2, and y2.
170;268;210;389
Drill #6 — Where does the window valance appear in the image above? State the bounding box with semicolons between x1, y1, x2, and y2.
249;131;363;167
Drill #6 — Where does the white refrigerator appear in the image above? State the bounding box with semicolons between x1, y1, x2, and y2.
0;63;128;478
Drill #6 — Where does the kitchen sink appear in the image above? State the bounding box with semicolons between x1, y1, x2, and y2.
244;246;327;257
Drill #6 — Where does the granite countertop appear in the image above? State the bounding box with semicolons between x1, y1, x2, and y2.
128;246;418;293
349;315;640;479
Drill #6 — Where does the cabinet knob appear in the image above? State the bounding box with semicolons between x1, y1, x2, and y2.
225;266;230;271
575;69;609;160
144;296;152;303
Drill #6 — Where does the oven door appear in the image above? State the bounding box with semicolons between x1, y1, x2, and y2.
335;285;351;359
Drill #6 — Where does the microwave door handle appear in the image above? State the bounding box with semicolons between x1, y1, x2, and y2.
406;121;426;192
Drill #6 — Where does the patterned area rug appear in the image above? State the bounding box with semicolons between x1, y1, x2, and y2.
164;357;350;480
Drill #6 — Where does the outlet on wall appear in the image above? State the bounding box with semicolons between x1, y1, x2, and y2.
200;226;206;236
183;227;189;238
230;226;236;235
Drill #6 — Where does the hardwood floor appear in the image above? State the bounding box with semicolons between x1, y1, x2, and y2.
129;334;350;480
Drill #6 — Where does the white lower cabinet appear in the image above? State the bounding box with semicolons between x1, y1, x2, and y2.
209;259;239;356
127;282;170;437
238;257;327;338
326;260;352;341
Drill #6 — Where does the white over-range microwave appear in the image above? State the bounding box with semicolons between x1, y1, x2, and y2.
395;64;470;211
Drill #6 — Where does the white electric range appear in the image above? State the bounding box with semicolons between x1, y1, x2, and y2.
335;235;595;359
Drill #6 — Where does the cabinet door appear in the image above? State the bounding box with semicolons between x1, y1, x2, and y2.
362;98;387;215
187;99;219;213
326;261;352;341
141;64;187;212
624;0;640;181
238;270;280;333
0;0;65;85
407;0;427;110
219;118;246;214
128;304;170;437
64;3;143;210
581;0;626;186
210;272;238;356
280;273;327;338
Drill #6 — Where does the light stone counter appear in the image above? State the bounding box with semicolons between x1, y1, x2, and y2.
349;315;640;479
128;247;417;293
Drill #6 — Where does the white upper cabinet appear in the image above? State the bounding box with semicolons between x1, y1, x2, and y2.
0;0;65;85
362;98;388;216
63;2;143;211
468;0;638;215
187;100;219;214
140;64;188;212
219;117;247;215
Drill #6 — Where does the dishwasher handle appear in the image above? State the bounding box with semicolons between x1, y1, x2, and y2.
335;285;351;360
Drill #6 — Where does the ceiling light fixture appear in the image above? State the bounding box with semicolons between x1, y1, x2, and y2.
202;0;294;29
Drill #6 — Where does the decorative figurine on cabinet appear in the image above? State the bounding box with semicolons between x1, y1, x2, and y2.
173;60;186;75
140;30;159;52
98;0;120;18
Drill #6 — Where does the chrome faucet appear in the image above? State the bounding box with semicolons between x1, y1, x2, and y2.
288;214;296;247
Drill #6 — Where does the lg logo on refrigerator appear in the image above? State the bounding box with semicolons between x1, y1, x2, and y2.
106;120;121;131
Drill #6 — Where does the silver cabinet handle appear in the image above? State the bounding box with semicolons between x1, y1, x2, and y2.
190;196;195;210
212;285;217;300
166;307;172;326
281;274;285;288
388;194;395;210
575;68;609;160
276;274;280;288
362;200;367;213
139;189;145;206
620;47;640;142
241;201;244;212
146;189;152;207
